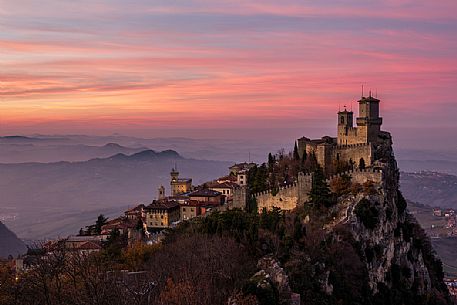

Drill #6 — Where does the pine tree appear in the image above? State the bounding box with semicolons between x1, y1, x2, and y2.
308;166;335;208
95;214;108;234
359;158;366;170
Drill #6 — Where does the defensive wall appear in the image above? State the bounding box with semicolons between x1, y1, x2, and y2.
333;143;374;168
254;168;383;212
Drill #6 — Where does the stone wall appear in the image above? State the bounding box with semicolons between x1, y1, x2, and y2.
254;169;382;213
327;168;383;185
255;184;299;213
231;186;248;209
333;143;373;168
254;173;313;213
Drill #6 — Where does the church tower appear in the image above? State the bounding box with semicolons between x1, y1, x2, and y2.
356;94;383;143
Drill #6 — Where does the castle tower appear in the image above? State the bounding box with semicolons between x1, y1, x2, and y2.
356;94;383;143
158;185;165;200
170;168;179;183
170;167;192;196
337;108;354;145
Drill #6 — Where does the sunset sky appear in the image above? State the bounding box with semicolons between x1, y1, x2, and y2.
1;0;457;148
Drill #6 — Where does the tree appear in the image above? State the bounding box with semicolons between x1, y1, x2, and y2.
359;158;366;170
308;167;335;208
95;214;108;235
268;153;275;171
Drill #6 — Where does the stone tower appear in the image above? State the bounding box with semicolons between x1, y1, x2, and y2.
158;185;165;200
356;94;383;144
170;168;179;183
337;108;354;145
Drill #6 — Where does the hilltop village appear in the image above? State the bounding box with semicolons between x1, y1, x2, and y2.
5;95;455;305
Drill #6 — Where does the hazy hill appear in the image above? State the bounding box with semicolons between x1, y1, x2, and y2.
0;150;231;239
400;171;457;208
0;222;27;258
0;140;148;163
0;134;290;163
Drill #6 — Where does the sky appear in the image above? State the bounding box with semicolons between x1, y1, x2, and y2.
1;0;457;149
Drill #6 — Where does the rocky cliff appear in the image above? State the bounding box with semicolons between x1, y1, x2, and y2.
231;134;452;304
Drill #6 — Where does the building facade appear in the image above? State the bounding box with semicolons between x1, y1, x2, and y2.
145;200;180;229
170;168;192;196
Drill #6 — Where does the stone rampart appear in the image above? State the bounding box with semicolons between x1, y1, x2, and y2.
254;169;383;213
334;143;373;167
327;168;383;185
254;173;313;213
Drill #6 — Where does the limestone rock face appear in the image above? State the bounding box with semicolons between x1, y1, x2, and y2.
332;142;435;295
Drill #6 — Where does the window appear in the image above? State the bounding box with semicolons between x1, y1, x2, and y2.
182;207;186;211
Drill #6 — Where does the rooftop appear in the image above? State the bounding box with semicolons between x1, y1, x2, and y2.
146;200;180;210
189;189;222;197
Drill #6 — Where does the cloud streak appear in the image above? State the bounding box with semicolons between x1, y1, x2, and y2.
1;0;457;144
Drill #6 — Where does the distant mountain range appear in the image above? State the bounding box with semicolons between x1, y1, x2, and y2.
0;222;26;258
0;138;149;163
0;150;231;239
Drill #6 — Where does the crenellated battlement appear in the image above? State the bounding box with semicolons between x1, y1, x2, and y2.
253;182;298;198
336;142;372;149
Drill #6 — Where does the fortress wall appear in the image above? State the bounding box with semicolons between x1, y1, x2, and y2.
255;184;299;213
334;143;373;167
297;172;313;204
327;169;383;185
338;127;360;145
232;186;247;209
255;173;313;212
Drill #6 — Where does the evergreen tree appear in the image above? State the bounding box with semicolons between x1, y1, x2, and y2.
95;214;108;235
268;153;275;170
308;166;335;208
359;158;366;170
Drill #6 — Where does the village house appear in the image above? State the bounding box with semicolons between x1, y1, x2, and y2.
207;180;239;203
144;200;180;230
188;189;223;205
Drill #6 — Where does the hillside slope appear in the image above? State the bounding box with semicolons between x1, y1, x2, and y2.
0;222;26;258
0;150;231;239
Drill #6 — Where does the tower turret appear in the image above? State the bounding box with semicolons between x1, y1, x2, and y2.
356;94;382;143
170;168;179;182
337;108;355;145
